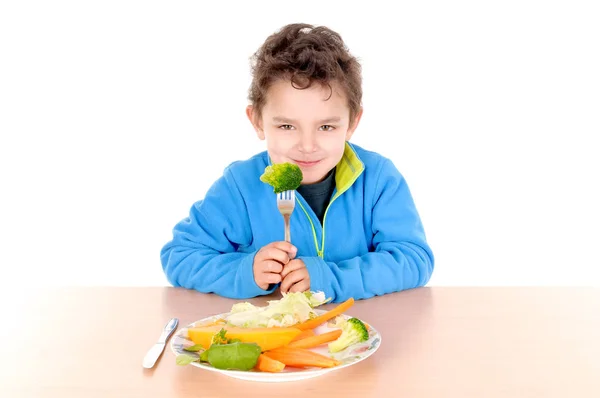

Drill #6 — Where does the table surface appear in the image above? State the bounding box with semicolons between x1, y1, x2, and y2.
1;286;599;397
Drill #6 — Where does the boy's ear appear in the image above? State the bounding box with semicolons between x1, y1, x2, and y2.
345;107;363;140
246;105;265;140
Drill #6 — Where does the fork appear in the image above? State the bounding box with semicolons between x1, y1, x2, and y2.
276;190;296;242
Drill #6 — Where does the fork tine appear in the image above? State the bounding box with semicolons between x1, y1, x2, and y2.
277;190;295;204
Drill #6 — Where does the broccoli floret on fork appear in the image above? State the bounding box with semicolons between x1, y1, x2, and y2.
260;162;303;243
260;163;303;194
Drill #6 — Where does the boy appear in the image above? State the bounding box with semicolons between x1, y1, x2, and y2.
160;23;434;303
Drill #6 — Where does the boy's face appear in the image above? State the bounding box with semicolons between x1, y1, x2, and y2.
247;79;362;185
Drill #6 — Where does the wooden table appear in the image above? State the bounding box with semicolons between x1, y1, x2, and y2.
1;287;599;397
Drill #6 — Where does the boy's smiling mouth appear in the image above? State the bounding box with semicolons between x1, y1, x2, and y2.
293;159;321;168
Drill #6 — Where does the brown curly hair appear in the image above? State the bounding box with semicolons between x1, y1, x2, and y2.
248;23;362;126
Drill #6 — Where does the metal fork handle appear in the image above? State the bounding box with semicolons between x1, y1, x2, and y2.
283;214;291;242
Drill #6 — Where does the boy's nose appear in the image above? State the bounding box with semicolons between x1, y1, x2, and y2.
298;132;318;153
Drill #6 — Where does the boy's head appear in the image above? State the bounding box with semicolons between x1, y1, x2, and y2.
246;23;363;185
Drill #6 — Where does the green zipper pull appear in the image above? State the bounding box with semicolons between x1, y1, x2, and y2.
317;249;324;258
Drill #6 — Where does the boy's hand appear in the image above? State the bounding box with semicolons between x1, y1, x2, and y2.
253;241;297;290
280;259;310;294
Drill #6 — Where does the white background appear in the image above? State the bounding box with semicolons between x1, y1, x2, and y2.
1;1;599;288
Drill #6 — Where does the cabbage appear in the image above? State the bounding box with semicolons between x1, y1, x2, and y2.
230;302;258;314
225;291;331;328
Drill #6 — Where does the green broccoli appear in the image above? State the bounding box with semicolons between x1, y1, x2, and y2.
328;317;369;353
260;163;303;193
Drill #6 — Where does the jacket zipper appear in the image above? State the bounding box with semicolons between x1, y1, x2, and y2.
296;190;343;259
294;146;364;258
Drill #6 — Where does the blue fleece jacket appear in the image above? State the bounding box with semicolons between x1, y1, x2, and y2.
160;142;434;302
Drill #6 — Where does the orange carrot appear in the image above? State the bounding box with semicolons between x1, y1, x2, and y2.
295;297;355;330
290;329;315;342
288;329;343;349
264;347;341;368
255;354;286;373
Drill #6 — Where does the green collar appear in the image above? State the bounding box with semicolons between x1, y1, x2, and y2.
289;142;364;259
334;142;365;194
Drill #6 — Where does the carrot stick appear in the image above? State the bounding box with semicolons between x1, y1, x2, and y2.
255;354;286;373
264;347;341;368
295;297;355;331
290;329;315;342
287;329;343;349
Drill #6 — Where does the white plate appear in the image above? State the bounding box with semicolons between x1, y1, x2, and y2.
170;309;381;382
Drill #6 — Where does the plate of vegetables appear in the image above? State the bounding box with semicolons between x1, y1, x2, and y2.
171;291;381;382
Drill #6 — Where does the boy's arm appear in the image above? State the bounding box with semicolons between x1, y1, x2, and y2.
299;158;434;302
160;167;274;299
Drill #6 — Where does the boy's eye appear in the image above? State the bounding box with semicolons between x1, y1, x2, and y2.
279;124;294;130
319;125;335;131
